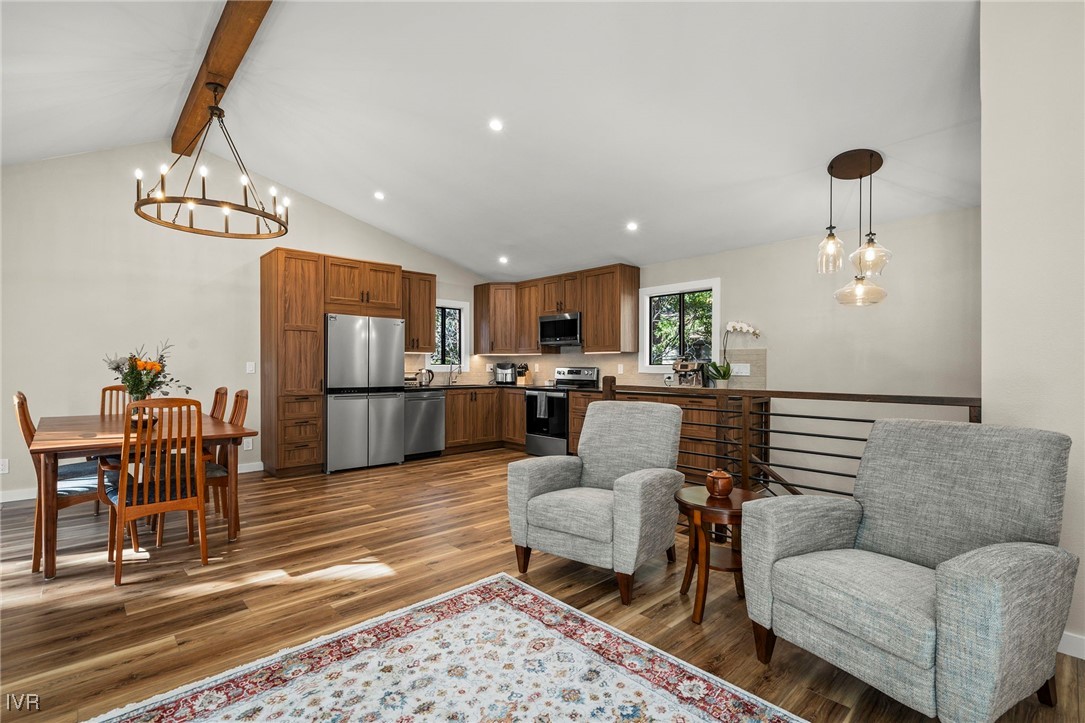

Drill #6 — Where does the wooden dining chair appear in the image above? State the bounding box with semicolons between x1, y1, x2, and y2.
100;385;130;416
14;392;113;572
208;387;228;422
98;398;209;585
207;390;249;519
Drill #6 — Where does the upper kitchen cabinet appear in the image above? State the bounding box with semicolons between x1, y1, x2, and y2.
474;283;517;354
324;255;402;317
580;264;640;353
516;280;542;353
402;270;437;353
540;273;581;314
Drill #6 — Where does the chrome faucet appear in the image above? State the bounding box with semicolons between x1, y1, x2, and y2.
448;363;461;385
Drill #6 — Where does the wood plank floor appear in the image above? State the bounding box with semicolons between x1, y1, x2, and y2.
1;448;1081;722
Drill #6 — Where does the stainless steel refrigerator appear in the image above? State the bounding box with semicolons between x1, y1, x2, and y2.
325;314;406;473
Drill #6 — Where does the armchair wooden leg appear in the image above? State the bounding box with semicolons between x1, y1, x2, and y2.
752;621;776;664
515;545;531;573
616;572;634;605
666;545;676;563
1036;675;1057;707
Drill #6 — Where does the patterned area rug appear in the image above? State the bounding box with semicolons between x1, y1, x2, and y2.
91;573;804;722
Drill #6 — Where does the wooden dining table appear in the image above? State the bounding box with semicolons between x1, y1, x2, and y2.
28;413;258;579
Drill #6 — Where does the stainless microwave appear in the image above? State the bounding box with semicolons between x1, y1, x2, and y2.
540;312;581;346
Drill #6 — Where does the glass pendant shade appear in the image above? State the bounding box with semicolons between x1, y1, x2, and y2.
833;276;887;306
850;236;892;276
817;231;844;273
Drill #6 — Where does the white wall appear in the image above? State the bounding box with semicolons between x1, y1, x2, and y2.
981;0;1085;650
642;207;982;396
0;140;484;502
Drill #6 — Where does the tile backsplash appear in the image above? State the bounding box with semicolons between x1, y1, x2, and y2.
406;348;767;389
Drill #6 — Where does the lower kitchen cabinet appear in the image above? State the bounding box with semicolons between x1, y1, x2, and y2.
567;391;597;453
614;391;720;481
445;388;500;448
500;388;526;445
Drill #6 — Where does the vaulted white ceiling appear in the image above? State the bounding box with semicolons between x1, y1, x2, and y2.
2;1;980;280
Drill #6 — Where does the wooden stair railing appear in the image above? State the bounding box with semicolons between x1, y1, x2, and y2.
601;376;981;497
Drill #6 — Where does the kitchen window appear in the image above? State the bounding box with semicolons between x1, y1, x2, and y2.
427;299;471;372
638;279;720;373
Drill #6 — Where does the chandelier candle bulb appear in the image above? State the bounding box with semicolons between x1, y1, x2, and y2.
134;169;143;199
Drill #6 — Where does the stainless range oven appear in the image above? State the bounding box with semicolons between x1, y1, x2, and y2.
525;367;599;456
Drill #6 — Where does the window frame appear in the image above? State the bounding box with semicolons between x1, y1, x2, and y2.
638;278;720;374
426;298;471;372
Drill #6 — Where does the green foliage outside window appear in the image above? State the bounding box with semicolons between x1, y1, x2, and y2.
431;307;462;365
649;290;712;365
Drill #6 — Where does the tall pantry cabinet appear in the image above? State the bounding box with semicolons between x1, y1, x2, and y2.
261;248;325;476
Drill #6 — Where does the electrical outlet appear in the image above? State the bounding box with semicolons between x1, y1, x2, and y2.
534;364;539;372
242;439;253;451
486;363;494;372
245;361;256;374
0;459;8;474
731;363;752;377
663;374;676;385
617;363;624;374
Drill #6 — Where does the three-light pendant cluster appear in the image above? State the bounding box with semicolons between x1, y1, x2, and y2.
817;149;892;305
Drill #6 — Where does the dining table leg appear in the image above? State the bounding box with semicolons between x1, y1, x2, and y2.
39;453;59;579
227;440;239;542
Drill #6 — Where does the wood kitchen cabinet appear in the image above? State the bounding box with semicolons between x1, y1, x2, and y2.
500;388;526;445
324;255;402;317
474;283;517;354
516;280;542;353
402;270;437;353
580;264;640;353
261;248;325;475
541;273;581;314
445;388;501;448
567;391;598;454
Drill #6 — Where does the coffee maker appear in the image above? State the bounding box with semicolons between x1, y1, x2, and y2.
672;356;706;388
494;362;517;385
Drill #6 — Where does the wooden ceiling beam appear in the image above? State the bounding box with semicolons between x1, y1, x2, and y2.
171;0;273;155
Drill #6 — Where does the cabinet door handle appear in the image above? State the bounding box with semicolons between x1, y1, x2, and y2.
359;292;364;301
366;291;371;303
490;341;494;351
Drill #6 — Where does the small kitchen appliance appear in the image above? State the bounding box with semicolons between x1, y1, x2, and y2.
672;357;705;388
494;362;517;385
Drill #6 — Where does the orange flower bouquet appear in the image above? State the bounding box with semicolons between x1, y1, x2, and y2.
104;341;191;401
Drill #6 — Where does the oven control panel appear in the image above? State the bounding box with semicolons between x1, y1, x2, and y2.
554;366;600;389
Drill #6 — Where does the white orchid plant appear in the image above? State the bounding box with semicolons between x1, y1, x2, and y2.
705;320;761;381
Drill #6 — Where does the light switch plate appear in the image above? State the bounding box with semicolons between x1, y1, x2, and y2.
617;363;624;374
242;439;253;451
534;364;539;372
0;458;7;474
731;363;751;376
245;361;256;374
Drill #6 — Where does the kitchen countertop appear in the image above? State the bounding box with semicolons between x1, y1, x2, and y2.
404;384;602;393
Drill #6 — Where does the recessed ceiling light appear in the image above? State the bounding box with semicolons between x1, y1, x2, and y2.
374;190;385;201
626;221;639;232
498;256;509;264
489;118;504;132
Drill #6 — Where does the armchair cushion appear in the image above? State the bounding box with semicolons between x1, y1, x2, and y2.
507;456;584;547
528;488;614;543
578;402;681;490
773;549;936;668
853;419;1071;568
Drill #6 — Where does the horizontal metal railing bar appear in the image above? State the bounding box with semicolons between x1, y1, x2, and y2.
751;443;863;461
753;427;869;442
752;476;855;496
753;411;877;424
758;461;857;478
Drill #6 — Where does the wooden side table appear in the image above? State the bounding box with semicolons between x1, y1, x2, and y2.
676;486;763;624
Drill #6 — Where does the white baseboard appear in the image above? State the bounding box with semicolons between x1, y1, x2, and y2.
1059;630;1085;659
238;462;264;474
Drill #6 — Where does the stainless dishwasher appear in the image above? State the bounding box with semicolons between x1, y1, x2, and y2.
405;389;446;456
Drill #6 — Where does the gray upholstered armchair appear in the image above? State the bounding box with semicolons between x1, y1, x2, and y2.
507;401;685;604
743;419;1077;723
